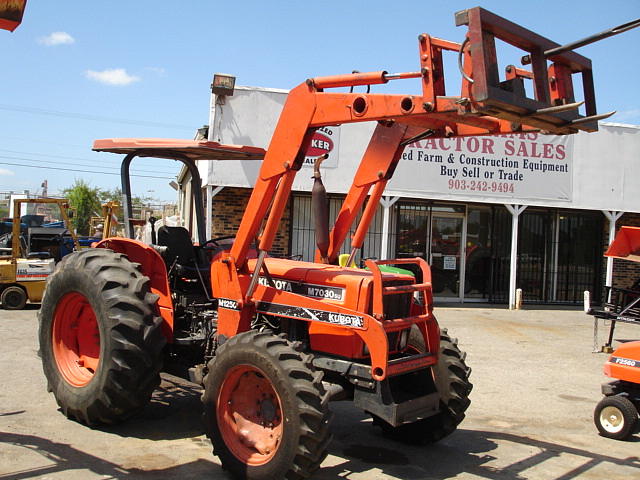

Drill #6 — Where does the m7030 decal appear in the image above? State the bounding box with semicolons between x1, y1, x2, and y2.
256;301;364;328
258;276;344;301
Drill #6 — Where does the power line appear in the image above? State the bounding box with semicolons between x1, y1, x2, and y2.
0;152;178;175
0;148;181;168
0;103;195;131
0;161;174;179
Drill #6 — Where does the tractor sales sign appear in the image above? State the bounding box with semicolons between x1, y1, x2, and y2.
392;132;574;201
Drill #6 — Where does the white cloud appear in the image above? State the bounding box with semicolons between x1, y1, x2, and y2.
145;66;166;77
38;32;75;46
85;68;140;86
0;168;14;176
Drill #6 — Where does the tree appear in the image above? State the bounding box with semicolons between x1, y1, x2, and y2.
62;180;101;235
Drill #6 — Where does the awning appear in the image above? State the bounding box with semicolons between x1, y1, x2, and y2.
605;226;640;262
93;138;265;161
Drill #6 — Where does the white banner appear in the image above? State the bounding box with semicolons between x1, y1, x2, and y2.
395;132;573;201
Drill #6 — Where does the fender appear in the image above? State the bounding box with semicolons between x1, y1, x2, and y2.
94;238;174;341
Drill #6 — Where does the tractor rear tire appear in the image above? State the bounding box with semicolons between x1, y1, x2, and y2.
203;331;333;480
1;285;27;310
594;395;638;440
39;248;165;426
376;327;472;444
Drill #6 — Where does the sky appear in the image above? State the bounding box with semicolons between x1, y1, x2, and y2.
0;0;639;203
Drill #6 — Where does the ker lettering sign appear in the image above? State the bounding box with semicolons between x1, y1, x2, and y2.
303;126;340;168
394;133;574;201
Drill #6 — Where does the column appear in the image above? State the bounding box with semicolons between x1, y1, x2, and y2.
505;204;527;309
380;196;400;260
602;210;623;287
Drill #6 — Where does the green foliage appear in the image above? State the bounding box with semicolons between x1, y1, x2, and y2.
62;180;101;235
99;187;154;208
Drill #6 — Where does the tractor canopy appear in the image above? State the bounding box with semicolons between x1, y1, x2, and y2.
606;226;640;263
92;138;265;161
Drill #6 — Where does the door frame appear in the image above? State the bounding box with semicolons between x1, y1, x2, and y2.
429;210;467;302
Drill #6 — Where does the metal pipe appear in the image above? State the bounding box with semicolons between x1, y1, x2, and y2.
522;18;640;65
384;71;422;80
528;101;584;116
569;111;615;126
120;153;136;239
246;249;267;300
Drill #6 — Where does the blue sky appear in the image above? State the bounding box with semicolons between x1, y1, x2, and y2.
1;0;638;202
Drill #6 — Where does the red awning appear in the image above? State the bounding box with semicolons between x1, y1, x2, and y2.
93;138;265;161
606;226;640;263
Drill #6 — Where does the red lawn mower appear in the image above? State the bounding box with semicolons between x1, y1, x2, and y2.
587;226;640;440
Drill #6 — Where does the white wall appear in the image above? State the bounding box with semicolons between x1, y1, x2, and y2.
207;86;640;213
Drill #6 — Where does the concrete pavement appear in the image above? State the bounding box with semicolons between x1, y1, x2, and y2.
1;305;638;479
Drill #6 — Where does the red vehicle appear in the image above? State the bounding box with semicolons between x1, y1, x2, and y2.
594;341;640;439
588;226;640;440
39;8;610;479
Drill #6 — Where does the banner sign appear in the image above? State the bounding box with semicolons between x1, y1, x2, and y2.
303;126;340;168
394;132;573;201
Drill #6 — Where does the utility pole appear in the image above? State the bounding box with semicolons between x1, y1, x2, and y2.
41;180;48;198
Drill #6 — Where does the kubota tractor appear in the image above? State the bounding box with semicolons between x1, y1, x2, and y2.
39;8;611;479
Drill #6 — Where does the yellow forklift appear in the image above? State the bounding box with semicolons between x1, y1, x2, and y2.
0;198;78;309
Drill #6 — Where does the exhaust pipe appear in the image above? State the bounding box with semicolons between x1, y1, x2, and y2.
312;154;330;262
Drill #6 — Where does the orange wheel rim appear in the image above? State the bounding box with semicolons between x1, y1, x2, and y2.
217;364;284;465
52;292;100;387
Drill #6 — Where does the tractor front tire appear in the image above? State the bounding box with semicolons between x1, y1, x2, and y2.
203;331;332;480
376;327;472;444
594;395;638;440
39;248;165;426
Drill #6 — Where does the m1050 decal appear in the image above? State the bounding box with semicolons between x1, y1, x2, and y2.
256;301;364;329
258;276;344;301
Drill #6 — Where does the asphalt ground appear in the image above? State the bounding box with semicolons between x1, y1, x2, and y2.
0;305;638;480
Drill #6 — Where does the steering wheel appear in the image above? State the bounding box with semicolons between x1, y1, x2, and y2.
201;235;236;250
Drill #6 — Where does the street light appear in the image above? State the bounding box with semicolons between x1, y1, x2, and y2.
211;73;235;97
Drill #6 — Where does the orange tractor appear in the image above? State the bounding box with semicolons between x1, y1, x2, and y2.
39;8;611;479
587;226;640;440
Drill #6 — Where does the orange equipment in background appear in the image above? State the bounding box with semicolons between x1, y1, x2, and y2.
0;0;27;32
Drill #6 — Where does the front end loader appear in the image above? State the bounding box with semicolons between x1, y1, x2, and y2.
39;8;613;479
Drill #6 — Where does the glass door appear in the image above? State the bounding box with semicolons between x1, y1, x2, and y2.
430;214;464;299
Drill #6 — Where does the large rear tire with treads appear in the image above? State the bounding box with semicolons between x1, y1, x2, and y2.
39;248;165;425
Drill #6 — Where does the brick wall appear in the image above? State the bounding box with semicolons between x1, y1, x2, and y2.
611;212;640;289
211;187;291;257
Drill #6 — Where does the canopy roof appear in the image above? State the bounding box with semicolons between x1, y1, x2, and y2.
93;138;265;161
606;226;640;262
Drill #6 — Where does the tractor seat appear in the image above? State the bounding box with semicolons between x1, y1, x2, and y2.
156;226;209;278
